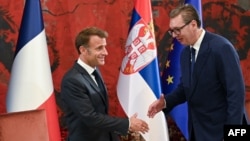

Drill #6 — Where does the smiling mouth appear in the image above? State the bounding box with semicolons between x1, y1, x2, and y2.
99;58;105;61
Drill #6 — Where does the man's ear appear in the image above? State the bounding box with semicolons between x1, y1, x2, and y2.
79;46;86;54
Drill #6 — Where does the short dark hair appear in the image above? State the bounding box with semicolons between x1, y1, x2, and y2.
169;4;201;28
75;27;108;53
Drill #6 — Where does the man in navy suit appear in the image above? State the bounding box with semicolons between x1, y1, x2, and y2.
148;4;245;141
60;27;149;141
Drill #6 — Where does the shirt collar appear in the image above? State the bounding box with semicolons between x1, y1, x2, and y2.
191;29;205;51
77;58;95;75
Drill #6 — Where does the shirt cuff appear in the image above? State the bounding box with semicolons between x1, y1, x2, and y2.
163;99;167;109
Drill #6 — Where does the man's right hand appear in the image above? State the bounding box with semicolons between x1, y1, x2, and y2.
129;113;149;134
147;94;165;118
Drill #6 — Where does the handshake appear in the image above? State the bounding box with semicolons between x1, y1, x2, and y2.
129;94;166;134
128;113;149;134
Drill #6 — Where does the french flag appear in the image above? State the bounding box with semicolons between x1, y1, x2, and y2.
6;0;61;141
117;0;169;140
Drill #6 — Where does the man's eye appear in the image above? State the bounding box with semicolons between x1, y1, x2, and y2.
97;47;103;51
174;28;180;31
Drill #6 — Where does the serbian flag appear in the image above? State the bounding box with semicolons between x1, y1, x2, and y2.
117;0;169;140
6;0;61;141
161;0;202;140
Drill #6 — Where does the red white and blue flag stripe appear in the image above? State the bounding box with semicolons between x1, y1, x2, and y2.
117;0;169;140
6;0;61;141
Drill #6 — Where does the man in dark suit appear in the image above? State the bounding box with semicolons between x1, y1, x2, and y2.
60;27;149;141
147;4;245;141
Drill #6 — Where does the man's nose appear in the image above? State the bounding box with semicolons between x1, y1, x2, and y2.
171;32;178;38
103;48;108;55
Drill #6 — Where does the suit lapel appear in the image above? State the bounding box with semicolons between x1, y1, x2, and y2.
92;69;108;102
74;63;108;108
189;32;211;97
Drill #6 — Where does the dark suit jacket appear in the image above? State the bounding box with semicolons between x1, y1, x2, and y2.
164;31;245;141
60;63;129;141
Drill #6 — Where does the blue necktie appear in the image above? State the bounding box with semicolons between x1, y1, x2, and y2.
92;70;106;96
190;47;196;84
191;47;196;74
92;70;107;108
